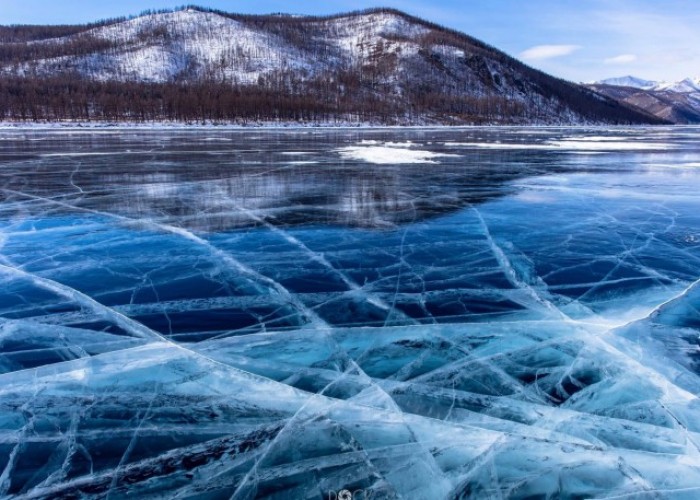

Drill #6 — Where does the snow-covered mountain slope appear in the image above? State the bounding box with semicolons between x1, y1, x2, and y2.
654;77;700;93
596;75;700;93
0;7;662;124
597;75;657;89
591;76;700;124
9;9;318;84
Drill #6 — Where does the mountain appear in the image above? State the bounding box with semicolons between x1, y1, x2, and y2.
597;76;657;89
0;7;664;125
595;75;700;93
590;75;700;124
654;77;700;93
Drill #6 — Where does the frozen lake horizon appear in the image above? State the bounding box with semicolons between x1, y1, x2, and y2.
1;126;700;498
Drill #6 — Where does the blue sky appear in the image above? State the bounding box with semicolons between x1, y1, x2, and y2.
2;0;699;83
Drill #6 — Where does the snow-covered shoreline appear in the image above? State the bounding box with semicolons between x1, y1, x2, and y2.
0;120;686;131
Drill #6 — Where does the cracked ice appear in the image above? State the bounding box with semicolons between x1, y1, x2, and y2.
1;127;700;499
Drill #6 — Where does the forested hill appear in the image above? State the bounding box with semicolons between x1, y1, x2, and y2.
0;6;665;125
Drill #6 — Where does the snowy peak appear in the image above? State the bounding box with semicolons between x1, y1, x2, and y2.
597;75;700;93
654;77;700;93
597;76;657;89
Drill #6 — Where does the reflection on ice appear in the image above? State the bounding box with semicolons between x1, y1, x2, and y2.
1;126;700;498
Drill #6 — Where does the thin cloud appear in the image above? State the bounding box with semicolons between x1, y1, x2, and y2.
591;8;700;80
519;44;581;61
604;54;637;65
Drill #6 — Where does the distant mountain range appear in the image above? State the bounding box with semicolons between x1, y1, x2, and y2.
589;75;700;124
0;7;662;125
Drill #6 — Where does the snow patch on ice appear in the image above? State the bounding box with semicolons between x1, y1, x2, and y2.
445;142;555;150
445;138;675;151
646;162;700;169
358;140;416;148
552;139;673;150
338;144;458;164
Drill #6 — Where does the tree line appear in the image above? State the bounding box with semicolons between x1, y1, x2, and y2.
0;72;533;124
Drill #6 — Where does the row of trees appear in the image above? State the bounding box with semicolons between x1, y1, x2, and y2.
0;73;530;124
0;34;119;65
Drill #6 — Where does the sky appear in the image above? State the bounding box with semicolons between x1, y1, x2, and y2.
1;0;699;83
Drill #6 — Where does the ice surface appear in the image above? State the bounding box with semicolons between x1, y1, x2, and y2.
1;127;700;498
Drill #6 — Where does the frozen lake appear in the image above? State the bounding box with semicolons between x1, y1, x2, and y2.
1;126;700;498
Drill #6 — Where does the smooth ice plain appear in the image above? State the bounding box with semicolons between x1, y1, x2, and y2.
1;127;700;499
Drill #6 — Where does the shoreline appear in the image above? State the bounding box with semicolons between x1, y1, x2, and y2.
0;121;687;131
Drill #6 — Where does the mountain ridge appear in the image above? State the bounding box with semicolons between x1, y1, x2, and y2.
596;75;700;93
0;6;665;125
590;75;700;124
